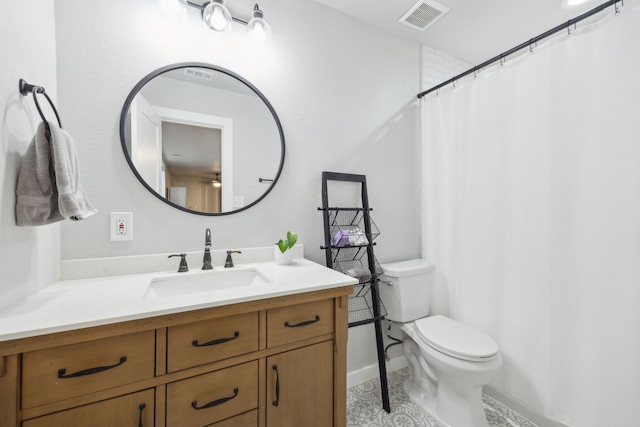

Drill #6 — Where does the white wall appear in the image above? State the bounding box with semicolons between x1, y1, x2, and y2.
55;0;421;265
0;1;60;311
421;45;471;92
53;0;421;374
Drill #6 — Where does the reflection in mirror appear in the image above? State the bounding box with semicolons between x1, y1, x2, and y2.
120;63;285;215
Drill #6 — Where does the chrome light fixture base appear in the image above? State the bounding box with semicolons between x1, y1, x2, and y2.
186;0;272;40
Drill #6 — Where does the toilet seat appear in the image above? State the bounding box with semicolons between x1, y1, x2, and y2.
415;315;499;362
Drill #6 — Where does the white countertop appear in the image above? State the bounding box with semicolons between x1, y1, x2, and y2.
0;258;356;343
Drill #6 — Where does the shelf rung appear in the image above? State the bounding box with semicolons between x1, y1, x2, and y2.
348;316;386;328
320;242;377;250
317;207;373;212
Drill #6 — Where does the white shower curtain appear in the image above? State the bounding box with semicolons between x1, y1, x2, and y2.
422;5;640;427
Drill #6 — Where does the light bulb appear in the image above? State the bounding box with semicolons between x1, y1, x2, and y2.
203;0;232;33
560;0;591;8
248;4;272;43
211;6;229;30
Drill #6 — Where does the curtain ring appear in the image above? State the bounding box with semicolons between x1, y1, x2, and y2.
615;2;621;14
452;80;456;88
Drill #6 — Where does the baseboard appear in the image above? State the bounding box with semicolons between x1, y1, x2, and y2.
483;386;570;427
347;355;408;388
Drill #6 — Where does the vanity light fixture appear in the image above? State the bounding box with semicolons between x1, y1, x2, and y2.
202;0;233;34
560;0;593;8
247;4;272;43
186;0;272;41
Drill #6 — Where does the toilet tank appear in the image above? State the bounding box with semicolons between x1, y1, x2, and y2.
379;259;435;322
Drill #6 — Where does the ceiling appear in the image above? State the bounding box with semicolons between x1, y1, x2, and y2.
314;0;605;64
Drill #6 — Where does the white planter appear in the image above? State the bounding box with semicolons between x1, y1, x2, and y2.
274;246;294;265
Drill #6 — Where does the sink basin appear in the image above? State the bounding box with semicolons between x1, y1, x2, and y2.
144;268;271;299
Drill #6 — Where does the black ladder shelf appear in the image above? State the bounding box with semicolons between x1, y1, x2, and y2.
318;171;391;413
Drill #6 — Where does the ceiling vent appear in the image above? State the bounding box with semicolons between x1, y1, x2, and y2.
399;0;449;31
184;68;214;81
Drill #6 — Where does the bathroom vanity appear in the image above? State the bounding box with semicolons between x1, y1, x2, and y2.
0;258;355;427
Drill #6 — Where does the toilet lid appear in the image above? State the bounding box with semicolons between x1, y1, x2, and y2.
415;315;499;361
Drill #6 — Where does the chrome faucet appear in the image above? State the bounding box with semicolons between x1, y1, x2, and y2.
202;228;213;270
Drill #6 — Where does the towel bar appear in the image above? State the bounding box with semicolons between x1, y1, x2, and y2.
19;79;63;130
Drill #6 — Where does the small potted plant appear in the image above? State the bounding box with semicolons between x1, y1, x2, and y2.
275;231;298;265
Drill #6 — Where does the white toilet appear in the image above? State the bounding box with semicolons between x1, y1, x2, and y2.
379;259;502;427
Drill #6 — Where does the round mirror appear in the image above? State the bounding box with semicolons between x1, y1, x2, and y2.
119;63;285;215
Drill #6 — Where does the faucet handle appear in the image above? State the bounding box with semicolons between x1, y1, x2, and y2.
224;250;242;268
168;253;189;272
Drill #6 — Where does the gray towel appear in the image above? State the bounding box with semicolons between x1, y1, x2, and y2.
16;122;96;226
48;122;96;220
15;122;63;225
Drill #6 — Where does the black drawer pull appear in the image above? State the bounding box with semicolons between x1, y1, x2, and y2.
138;403;145;427
57;356;127;379
272;365;280;407
191;388;239;410
284;315;320;328
192;331;239;347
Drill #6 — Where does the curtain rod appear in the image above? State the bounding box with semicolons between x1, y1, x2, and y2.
417;0;623;99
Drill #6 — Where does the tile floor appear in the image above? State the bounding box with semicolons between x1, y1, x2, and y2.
346;368;538;427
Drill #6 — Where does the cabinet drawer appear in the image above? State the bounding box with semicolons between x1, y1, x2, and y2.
22;331;155;409
167;312;259;372
22;388;154;427
208;409;257;427
166;361;258;427
267;299;334;348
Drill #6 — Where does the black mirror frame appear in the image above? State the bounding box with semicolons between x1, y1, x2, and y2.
119;62;285;216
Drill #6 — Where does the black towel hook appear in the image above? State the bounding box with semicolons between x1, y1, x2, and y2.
18;79;63;130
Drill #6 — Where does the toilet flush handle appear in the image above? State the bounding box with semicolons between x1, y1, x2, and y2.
378;278;393;286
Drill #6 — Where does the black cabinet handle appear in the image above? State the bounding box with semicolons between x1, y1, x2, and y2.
192;331;239;347
138;403;145;427
272;364;280;407
58;356;127;379
191;388;239;410
284;315;320;328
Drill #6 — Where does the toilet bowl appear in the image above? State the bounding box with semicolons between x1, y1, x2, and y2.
379;259;502;427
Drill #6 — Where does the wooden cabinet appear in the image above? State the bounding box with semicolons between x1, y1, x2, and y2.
0;286;352;427
22;331;155;408
266;299;334;348
267;341;334;427
208;409;257;427
0;356;18;427
166;312;259;373
166;361;258;427
21;389;154;427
